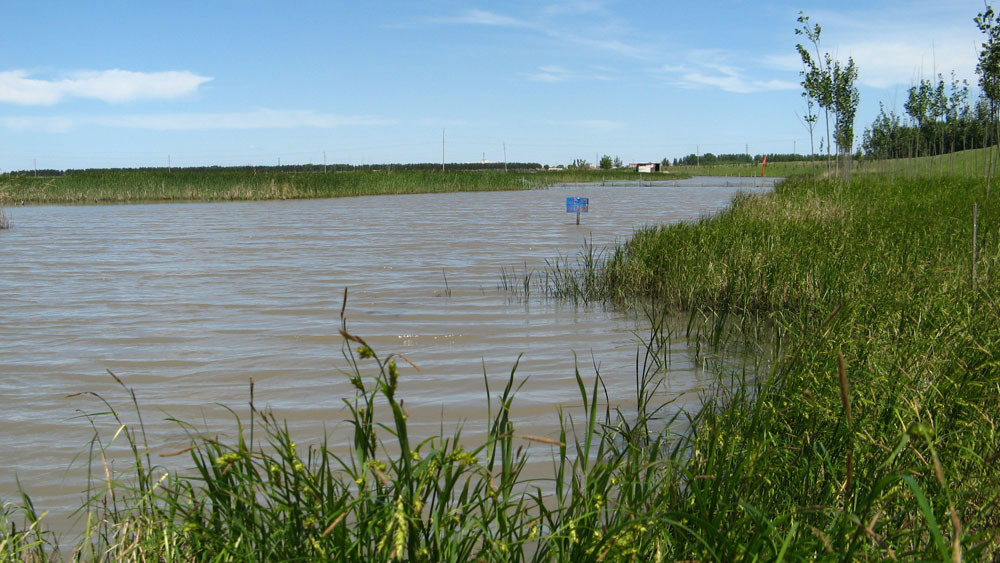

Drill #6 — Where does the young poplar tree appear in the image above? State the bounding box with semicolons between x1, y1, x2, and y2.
795;13;833;167
832;56;860;181
975;5;1000;195
796;13;859;181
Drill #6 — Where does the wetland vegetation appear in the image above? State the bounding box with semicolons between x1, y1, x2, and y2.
3;153;997;560
4;5;1000;558
0;167;676;205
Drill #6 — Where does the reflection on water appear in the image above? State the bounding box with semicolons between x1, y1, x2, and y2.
0;177;774;530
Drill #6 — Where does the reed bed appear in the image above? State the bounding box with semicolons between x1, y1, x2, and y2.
0;168;679;205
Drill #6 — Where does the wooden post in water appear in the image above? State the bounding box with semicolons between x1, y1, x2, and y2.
567;197;588;225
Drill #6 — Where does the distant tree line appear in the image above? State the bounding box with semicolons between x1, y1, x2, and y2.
670;153;828;166
860;73;991;160
4;162;544;177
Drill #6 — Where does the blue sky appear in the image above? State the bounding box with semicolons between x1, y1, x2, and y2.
0;1;986;170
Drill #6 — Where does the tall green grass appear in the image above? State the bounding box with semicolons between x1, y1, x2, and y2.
0;168;687;205
0;170;540;205
543;172;1000;559
669;145;1000;181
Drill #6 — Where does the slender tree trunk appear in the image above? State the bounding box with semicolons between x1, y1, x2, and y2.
825;109;833;178
991;114;998;197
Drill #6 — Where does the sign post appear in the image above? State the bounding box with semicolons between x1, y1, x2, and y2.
566;197;589;225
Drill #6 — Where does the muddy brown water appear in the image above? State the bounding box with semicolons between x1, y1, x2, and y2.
0;177;774;536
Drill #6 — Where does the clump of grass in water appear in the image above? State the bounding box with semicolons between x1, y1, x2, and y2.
0;205;10;230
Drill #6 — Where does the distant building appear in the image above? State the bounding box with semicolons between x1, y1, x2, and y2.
631;162;661;173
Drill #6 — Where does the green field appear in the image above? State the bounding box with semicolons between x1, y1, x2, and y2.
668;145;1000;181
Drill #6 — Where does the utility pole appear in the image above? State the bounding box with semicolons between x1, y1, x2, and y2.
503;142;507;172
168;155;171;172
34;158;37;176
323;151;327;173
442;129;446;172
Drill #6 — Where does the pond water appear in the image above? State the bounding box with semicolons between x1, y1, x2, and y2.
0;176;774;534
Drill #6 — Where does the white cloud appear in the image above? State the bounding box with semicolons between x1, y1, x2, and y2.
434;10;529;27
680;71;799;94
0;109;393;132
542;1;605;17
843;39;978;88
0;69;212;105
432;8;650;60
527;65;573;83
790;6;979;89
525;65;613;83
661;57;799;94
0;115;78;132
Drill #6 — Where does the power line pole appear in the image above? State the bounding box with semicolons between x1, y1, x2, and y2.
442;129;445;172
323;151;327;173
503;142;507;172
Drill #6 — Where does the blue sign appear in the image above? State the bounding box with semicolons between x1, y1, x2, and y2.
566;197;589;213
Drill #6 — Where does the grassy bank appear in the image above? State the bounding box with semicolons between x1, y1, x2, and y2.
547;172;1000;558
3;170;996;560
667;145;1000;181
0;168;684;205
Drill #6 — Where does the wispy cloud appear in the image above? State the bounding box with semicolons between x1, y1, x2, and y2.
790;6;978;89
430;9;529;27
0;109;392;132
431;8;651;60
525;65;613;83
0;69;212;105
678;69;799;94
843;39;977;88
659;50;800;94
541;1;605;17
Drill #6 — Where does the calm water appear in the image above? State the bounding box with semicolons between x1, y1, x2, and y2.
0;177;773;533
